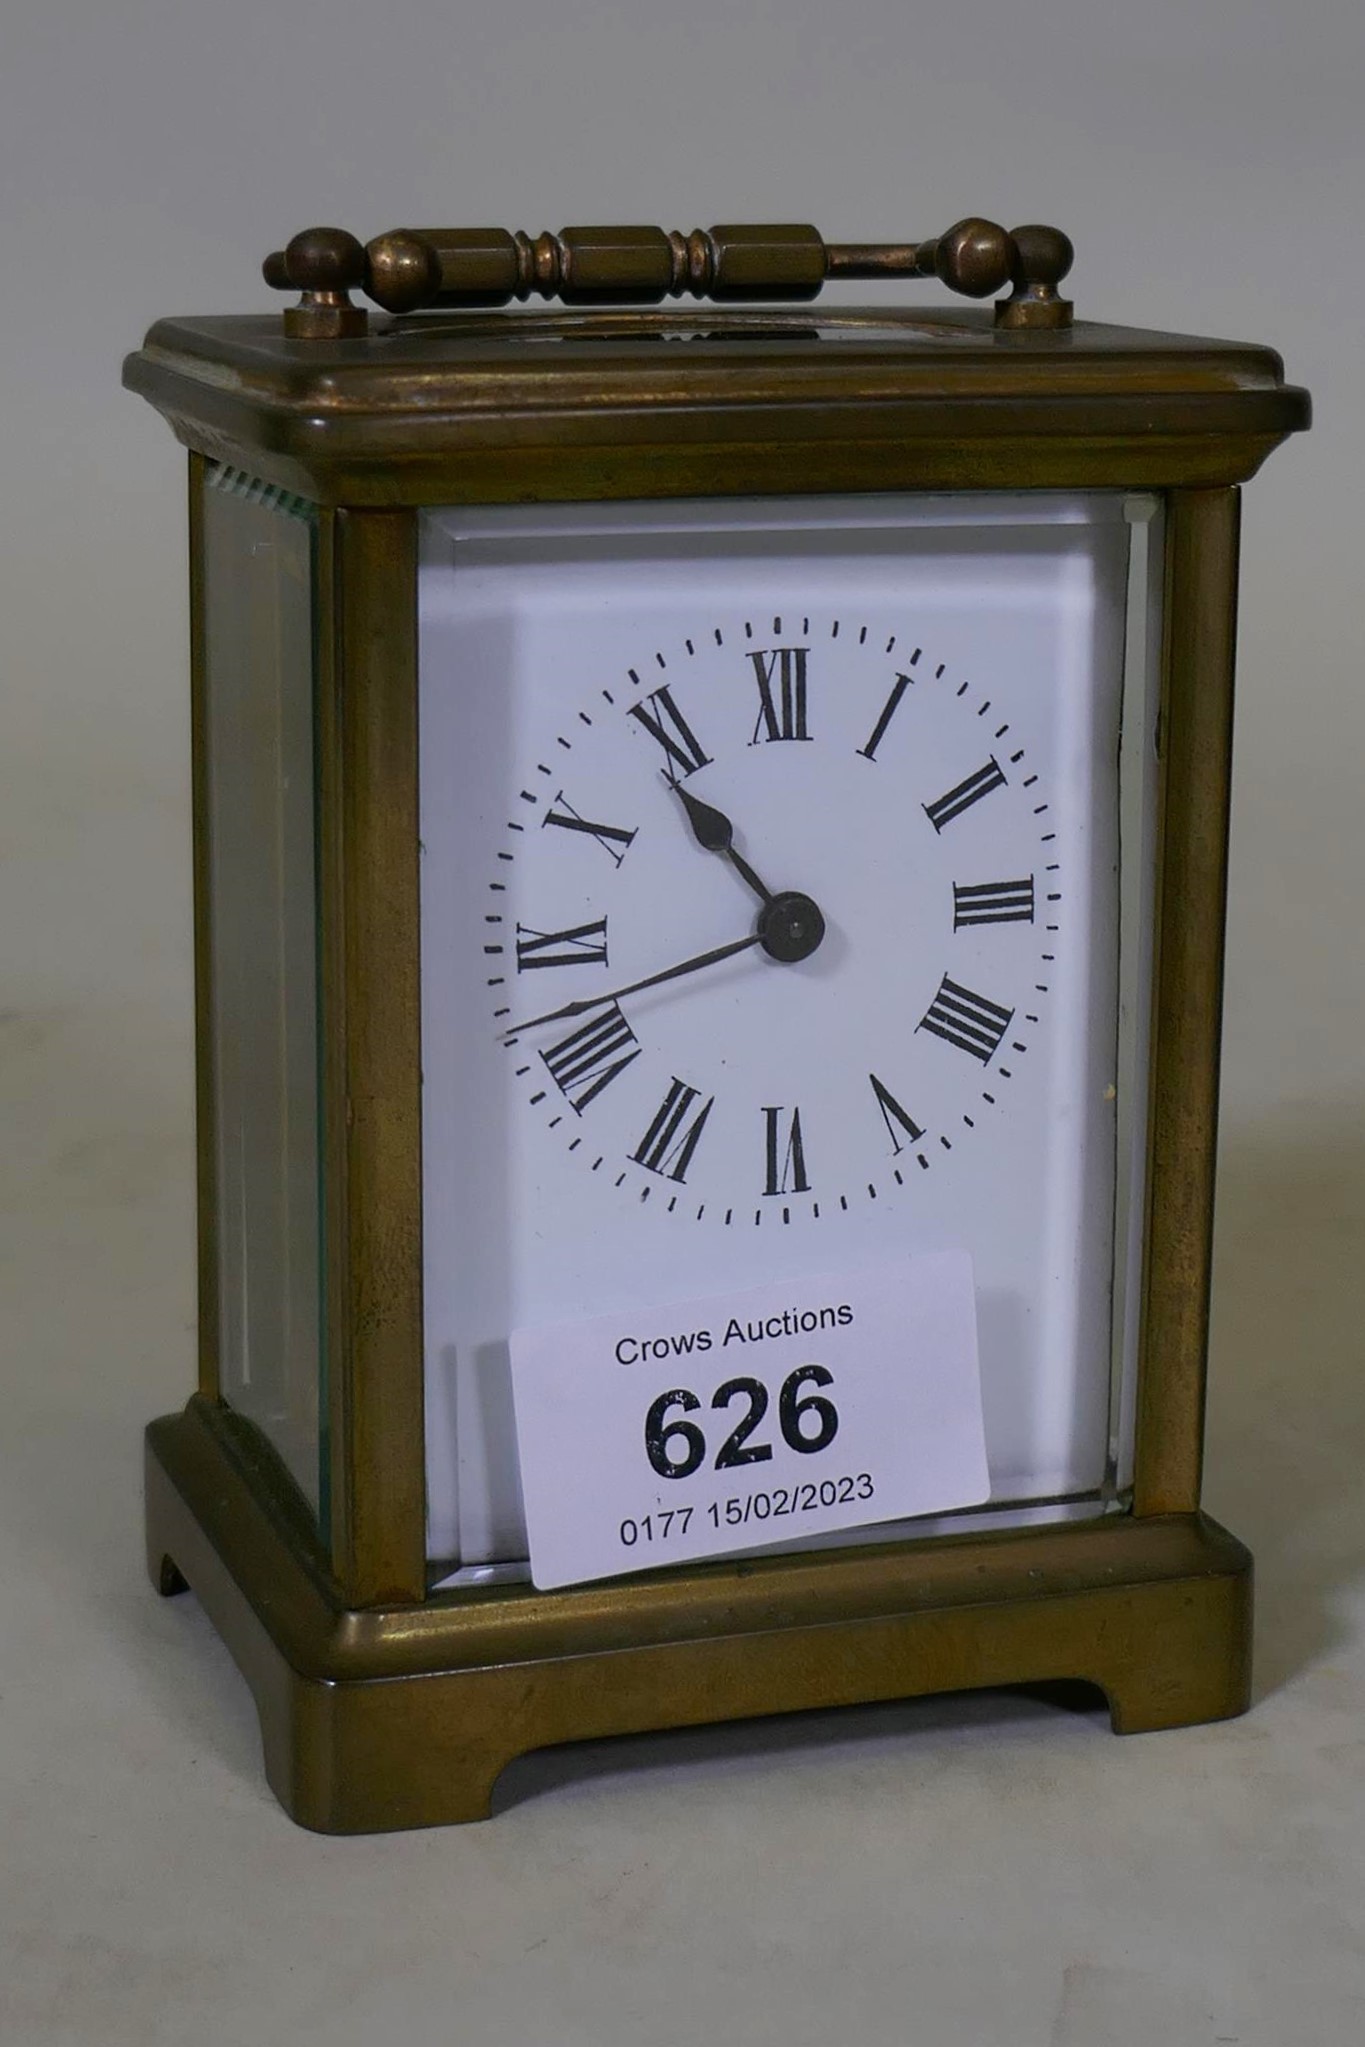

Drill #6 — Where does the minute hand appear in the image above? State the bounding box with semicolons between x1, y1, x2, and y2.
504;932;763;1036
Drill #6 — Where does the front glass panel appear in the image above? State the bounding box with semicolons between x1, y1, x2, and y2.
418;494;1160;1577
201;465;324;1514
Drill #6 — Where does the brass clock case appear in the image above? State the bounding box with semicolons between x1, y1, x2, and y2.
126;227;1307;1830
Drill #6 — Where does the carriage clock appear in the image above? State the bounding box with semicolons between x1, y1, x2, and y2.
125;216;1309;1831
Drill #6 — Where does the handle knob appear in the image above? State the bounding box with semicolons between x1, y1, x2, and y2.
265;227;369;339
928;218;1015;299
998;224;1074;328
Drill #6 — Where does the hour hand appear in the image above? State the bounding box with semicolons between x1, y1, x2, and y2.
674;785;774;905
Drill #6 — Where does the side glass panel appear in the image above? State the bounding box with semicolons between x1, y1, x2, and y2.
201;465;324;1515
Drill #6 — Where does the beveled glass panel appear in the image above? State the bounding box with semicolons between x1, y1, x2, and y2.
418;492;1163;1578
201;466;323;1513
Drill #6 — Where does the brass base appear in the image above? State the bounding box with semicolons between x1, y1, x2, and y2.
146;1399;1253;1834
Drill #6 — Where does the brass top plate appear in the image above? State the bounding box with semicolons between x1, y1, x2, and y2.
125;306;1309;505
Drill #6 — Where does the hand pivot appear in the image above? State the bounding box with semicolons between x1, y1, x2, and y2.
757;891;825;964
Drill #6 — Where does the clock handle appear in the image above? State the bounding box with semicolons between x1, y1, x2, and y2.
262;220;1073;339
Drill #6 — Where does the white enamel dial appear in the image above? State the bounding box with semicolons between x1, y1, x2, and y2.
419;495;1149;1569
493;616;1059;1225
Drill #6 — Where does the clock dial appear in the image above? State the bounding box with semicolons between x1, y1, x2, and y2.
418;493;1138;1567
492;617;1057;1222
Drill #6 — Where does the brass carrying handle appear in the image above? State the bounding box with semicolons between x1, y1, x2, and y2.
263;219;1074;339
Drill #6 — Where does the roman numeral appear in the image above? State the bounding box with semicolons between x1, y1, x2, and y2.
541;1004;642;1112
923;758;1007;832
514;918;609;971
917;976;1014;1064
856;673;912;761
868;1074;924;1155
953;877;1035;927
632;1079;714;1182
542;793;638;867
748;648;811;744
627;686;712;784
762;1106;810;1195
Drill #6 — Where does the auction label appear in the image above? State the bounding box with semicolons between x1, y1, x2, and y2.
509;1252;989;1589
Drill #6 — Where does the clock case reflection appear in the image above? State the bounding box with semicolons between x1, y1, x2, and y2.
124;220;1309;1831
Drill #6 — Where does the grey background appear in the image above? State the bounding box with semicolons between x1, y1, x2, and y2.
3;4;1363;2041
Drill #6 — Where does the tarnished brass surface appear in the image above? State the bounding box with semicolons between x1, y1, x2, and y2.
264;218;1070;324
124;309;1307;507
316;510;426;1605
187;453;218;1403
1134;490;1241;1515
265;228;369;338
994;223;1074;330
147;1398;1253;1832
